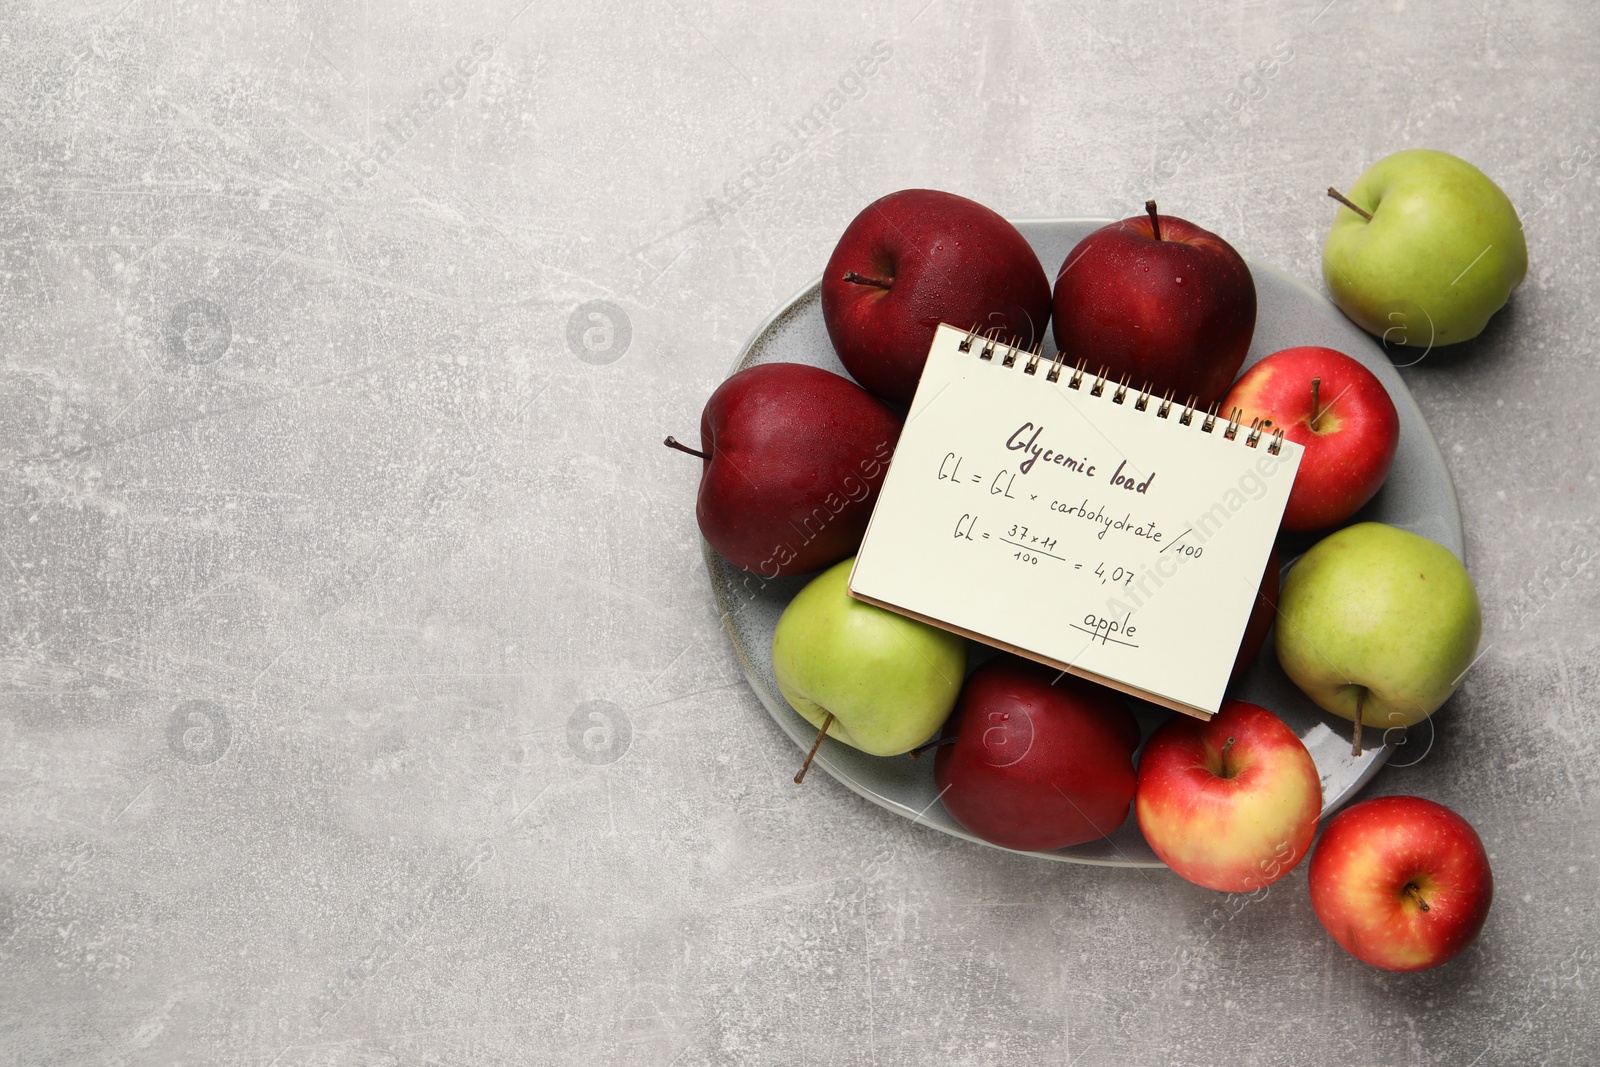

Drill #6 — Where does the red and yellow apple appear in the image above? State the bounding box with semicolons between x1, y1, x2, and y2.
1309;794;1493;972
1221;346;1399;532
1135;700;1321;891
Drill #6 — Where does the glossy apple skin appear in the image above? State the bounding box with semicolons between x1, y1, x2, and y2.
1230;546;1280;682
1275;522;1481;730
772;558;967;756
1324;149;1528;347
1222;347;1399;532
1135;700;1321;892
934;658;1141;851
1052;211;1256;408
697;363;901;577
821;189;1052;406
1310;795;1493;972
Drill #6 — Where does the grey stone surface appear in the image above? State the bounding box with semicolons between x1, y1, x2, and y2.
1;1;1596;1064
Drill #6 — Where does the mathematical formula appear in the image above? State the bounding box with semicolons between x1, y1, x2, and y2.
949;510;1142;647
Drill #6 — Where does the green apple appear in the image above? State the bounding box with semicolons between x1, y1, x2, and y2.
771;558;966;757
1275;522;1481;738
1323;149;1527;347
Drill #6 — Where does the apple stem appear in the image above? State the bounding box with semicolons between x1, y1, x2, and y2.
1145;199;1162;242
1405;883;1431;912
663;435;710;461
842;270;893;290
1309;377;1324;431
1352;689;1364;757
1327;186;1374;222
794;712;835;785
907;737;956;760
1217;736;1237;777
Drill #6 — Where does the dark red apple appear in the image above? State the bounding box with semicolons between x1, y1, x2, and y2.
1309;795;1493;972
1221;346;1400;531
1230;545;1280;682
821;189;1052;406
671;362;901;577
1052;202;1256;408
934;657;1141;851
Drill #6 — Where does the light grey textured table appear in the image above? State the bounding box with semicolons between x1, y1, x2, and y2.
3;2;1596;1064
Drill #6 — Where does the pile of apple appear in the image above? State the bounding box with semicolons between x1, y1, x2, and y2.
669;151;1527;973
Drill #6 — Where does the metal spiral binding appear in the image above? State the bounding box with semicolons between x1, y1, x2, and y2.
954;323;1287;456
1046;349;1067;383
980;327;1003;362
1022;343;1044;376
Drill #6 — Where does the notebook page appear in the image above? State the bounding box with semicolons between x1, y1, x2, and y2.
848;324;1303;717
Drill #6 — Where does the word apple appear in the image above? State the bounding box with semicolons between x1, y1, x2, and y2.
1052;201;1255;408
1136;700;1320;892
667;363;900;577
1324;149;1528;347
934;657;1140;851
822;189;1052;405
1309;795;1493;972
772;558;966;771
1221;346;1399;531
1275;522;1481;752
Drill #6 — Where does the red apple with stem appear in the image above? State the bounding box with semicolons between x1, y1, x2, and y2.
665;362;901;577
1221;346;1400;532
933;657;1141;851
1052;201;1256;408
822;189;1052;406
1135;699;1321;891
1309;795;1493;972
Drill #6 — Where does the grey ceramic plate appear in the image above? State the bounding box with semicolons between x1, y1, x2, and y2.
705;218;1464;867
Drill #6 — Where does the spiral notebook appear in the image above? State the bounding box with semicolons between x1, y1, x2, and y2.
847;323;1305;719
